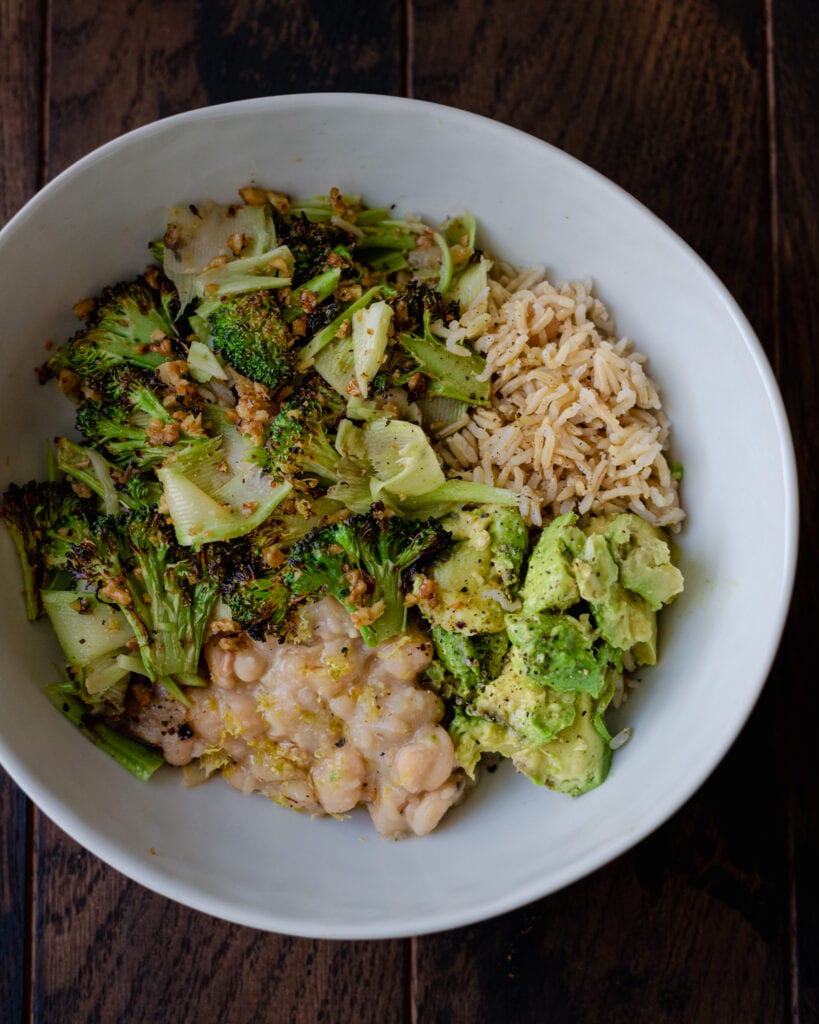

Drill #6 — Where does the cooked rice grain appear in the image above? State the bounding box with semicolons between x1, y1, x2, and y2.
443;274;684;529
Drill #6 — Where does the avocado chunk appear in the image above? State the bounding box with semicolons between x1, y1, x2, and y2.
603;512;684;611
429;626;509;701
527;691;612;796
449;708;522;778
572;532;657;658
445;508;683;799
505;609;621;698
412;505;529;635
488;505;530;596
470;648;577;746
521;512;584;613
450;689;612;796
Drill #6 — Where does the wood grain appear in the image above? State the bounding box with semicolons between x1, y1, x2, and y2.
772;0;819;1018
46;0;207;178
194;0;404;103
411;2;788;1020
33;823;406;1024
0;0;45;1018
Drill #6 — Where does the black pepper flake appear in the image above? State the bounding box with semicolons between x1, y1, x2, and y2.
178;723;194;740
335;737;346;747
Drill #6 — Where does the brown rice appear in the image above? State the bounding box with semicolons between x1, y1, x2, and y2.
437;269;685;530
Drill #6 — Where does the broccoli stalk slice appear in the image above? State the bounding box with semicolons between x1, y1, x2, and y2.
41;590;134;667
350;207;392;226
297;286;382;369
365;251;409;273
398;311;491;407
195;246;293;305
284;512;451;647
158;465;291;548
55;438;159;513
46;683;164;781
284;267;342;323
433;231;454;294
355;228;418;252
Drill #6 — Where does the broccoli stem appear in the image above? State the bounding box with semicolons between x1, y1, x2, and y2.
356;228;418;251
360;568;406;646
297;285;382;368
284;267;342;323
433;231;453;294
46;684;164;780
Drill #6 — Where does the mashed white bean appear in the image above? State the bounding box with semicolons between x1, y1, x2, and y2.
129;598;466;838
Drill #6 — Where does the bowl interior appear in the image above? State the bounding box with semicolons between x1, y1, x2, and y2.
0;94;797;938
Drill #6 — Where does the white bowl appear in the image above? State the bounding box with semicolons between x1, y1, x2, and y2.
0;94;798;938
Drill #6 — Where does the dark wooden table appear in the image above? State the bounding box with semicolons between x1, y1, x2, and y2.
1;2;816;1021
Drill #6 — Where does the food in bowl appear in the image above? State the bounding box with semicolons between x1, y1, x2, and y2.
1;185;684;838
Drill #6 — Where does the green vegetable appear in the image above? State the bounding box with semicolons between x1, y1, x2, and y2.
74;366;208;470
221;544;291;640
352;300;393;398
41;590;133;667
297;285;382;368
411;505;529;634
505;611;620;698
1;481;95;620
42;276;179;382
284;510;451;646
261;377;345;485
450;689;612;796
66;509;221;697
46;682;164;781
398;311;490;406
207;291;294;388
428;627;509;702
187;341;228;382
194;246;293;306
158;408;291;546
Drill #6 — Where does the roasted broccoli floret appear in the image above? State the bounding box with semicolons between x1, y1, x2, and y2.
66;510;220;695
42;277;180;383
397;281;457;334
1;481;95;620
283;508;451;646
74;367;206;469
220;543;290;640
261;376;345;484
277;211;354;286
207;291;294;388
